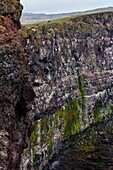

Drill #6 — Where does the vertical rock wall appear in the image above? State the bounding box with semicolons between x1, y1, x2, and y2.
0;1;35;169
22;12;113;116
20;12;113;169
0;1;113;169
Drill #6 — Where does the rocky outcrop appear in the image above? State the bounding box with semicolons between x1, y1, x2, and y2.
20;12;113;169
40;116;113;170
22;12;113;116
0;1;35;169
0;0;23;28
0;1;113;169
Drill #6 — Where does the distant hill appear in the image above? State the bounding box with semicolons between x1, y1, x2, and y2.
21;7;113;25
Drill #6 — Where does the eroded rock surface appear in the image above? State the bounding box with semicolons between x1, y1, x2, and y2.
20;12;113;169
41;116;113;170
0;1;35;169
0;1;113;169
0;0;23;28
22;12;113;116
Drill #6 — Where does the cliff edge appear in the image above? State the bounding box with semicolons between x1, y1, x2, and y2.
20;12;113;169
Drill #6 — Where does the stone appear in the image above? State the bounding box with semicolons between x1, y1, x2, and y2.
0;0;35;169
20;11;113;169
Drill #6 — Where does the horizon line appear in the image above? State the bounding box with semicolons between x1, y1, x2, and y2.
22;6;113;15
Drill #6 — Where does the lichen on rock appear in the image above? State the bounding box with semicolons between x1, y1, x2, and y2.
0;1;113;169
0;0;23;28
0;0;35;169
20;11;113;169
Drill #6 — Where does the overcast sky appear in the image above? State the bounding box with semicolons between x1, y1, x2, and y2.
21;0;113;14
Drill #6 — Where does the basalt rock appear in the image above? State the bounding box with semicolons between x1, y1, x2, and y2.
22;12;113;116
0;1;113;169
20;12;113;169
0;0;23;28
0;1;35;170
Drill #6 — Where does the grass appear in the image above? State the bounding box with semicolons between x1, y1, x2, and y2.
24;10;113;28
24;15;74;28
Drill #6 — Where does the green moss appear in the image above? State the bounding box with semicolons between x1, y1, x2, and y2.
32;147;36;161
57;107;64;131
78;141;95;151
78;75;86;123
30;123;39;160
31;122;38;144
40;133;45;145
47;117;54;150
92;100;113;123
22;148;28;156
78;76;85;99
54;112;59;128
39;114;55;149
64;99;80;137
47;137;54;150
93;102;103;123
104;102;113;117
40;115;49;145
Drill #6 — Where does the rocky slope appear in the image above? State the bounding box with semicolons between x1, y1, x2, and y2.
0;1;35;169
20;12;113;169
0;1;113;170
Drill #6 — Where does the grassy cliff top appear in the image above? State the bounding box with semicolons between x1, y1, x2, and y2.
24;10;113;28
21;11;113;41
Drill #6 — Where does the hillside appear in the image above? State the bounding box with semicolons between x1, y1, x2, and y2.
21;6;113;24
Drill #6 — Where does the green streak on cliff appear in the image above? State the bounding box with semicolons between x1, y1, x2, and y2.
93;101;113;123
63;99;80;137
47;116;54;150
78;75;86;123
31;122;38;144
40;115;49;145
93;102;103;122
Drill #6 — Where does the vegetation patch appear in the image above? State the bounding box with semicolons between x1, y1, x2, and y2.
78;75;86;123
63;99;80;137
78;141;95;152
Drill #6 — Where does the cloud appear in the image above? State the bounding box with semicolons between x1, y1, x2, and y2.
21;0;113;13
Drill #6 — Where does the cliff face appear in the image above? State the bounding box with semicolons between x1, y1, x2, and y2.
0;1;35;169
20;12;113;169
0;1;113;169
22;12;113;116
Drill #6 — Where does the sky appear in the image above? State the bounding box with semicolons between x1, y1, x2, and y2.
21;0;113;14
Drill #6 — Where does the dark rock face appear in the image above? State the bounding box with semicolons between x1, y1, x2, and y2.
42;117;113;170
0;1;113;169
23;12;113;116
0;1;35;169
20;12;113;169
